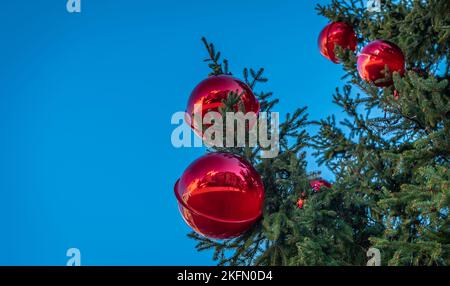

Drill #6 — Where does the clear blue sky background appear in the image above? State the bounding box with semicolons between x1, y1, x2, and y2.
0;0;351;265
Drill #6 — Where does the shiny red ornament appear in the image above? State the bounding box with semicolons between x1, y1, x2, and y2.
297;198;304;209
186;75;260;135
318;22;357;63
357;40;405;87
393;89;400;100
310;179;332;192
174;152;265;239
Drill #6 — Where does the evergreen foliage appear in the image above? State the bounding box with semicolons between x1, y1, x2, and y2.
189;0;449;266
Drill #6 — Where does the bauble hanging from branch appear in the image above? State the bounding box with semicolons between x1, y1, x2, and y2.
318;21;357;63
357;40;405;87
185;75;260;136
174;152;265;239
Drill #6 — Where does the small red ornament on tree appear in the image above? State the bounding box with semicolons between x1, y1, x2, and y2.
318;22;357;63
174;152;265;239
186;75;260;135
393;89;400;100
357;40;405;87
297;198;304;209
310;179;332;192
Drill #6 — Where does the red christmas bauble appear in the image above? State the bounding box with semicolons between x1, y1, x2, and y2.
357;40;405;87
186;75;260;135
393;89;400;100
310;179;332;192
174;152;265;239
297;198;304;209
318;22;357;63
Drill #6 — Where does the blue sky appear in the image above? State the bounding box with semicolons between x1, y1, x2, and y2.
0;0;350;265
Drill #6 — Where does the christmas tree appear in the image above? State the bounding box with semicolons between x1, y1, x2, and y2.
187;0;449;266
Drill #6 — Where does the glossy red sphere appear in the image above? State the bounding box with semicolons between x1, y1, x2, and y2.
318;22;357;63
174;152;265;239
393;89;400;100
310;179;332;192
297;198;304;209
357;40;405;87
186;75;260;135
